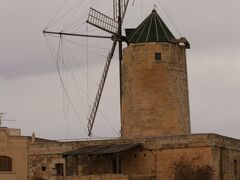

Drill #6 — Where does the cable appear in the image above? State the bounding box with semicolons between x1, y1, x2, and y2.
128;14;152;42
156;10;169;40
56;40;120;138
86;23;90;117
98;110;120;137
65;37;109;50
63;44;99;86
136;15;152;43
62;0;87;31
58;38;88;135
63;14;88;33
62;40;120;137
46;36;89;117
62;37;108;57
44;21;120;137
60;37;68;138
60;39;71;139
161;0;181;36
46;0;87;30
63;41;100;86
45;0;67;30
157;0;182;37
44;35;88;135
91;0;95;7
66;37;104;53
46;34;108;58
93;0;109;9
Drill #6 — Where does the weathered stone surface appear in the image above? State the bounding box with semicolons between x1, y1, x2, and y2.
28;133;240;180
121;42;190;138
0;128;29;180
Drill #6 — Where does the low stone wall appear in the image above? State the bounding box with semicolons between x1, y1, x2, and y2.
49;174;127;180
129;175;155;180
48;174;155;180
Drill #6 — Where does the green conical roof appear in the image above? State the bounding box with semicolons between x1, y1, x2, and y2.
126;9;175;44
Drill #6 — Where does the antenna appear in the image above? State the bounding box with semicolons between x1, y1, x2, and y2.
43;0;130;137
132;0;135;6
0;112;16;127
0;112;5;127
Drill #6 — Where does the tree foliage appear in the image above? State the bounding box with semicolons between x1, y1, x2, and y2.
171;156;214;180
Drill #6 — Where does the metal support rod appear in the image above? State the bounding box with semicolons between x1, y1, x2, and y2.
43;30;111;39
116;154;120;173
0;113;3;127
118;0;123;135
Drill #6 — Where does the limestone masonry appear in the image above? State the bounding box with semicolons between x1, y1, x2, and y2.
122;42;190;138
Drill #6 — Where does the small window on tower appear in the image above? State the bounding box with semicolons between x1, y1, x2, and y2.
155;52;161;62
42;166;46;171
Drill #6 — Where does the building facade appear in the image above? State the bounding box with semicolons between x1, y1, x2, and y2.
0;128;29;180
1;127;240;180
28;134;240;180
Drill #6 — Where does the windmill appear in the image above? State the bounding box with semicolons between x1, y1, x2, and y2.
43;0;130;136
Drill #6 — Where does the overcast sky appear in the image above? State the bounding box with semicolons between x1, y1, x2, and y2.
0;0;240;140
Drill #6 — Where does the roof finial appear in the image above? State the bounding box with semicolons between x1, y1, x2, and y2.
31;132;36;144
153;4;157;10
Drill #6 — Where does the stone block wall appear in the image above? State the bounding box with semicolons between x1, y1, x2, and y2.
29;154;65;179
28;134;240;180
0;128;29;180
122;42;190;138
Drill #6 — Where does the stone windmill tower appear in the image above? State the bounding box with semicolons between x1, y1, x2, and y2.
121;9;191;138
44;5;191;138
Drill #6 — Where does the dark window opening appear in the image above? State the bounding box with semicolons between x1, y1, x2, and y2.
55;163;64;176
234;160;237;176
0;156;12;172
155;53;161;61
113;160;117;173
66;156;78;176
42;166;46;171
112;160;121;174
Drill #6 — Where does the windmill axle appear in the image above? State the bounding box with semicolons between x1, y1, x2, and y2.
111;34;126;42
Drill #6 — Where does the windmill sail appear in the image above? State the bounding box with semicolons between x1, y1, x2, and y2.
86;0;130;136
87;8;118;35
87;41;117;136
113;0;130;21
